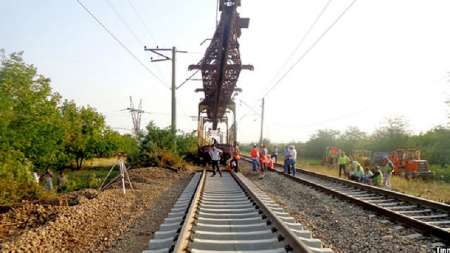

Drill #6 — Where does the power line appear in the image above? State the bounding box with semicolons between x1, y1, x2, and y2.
177;69;200;89
126;0;157;41
105;0;144;45
262;0;359;98
267;0;333;87
239;99;260;116
75;0;169;89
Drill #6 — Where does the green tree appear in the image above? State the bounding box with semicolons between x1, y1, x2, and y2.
0;52;65;170
415;126;450;165
304;129;340;159
61;100;107;169
336;126;368;153
368;117;412;151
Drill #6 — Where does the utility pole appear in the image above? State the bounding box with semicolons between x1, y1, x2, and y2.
145;46;187;133
171;47;176;133
259;98;265;146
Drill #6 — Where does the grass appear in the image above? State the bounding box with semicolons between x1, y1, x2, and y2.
56;158;120;192
297;159;450;204
64;168;119;192
83;157;117;168
429;164;450;182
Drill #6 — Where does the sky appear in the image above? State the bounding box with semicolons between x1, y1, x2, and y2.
1;0;449;143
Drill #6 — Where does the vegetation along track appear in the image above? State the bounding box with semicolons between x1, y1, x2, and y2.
143;170;334;253
242;156;450;244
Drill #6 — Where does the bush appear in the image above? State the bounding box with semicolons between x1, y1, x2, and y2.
0;149;44;205
128;122;196;169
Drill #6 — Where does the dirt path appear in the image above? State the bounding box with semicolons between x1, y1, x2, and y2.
1;168;191;253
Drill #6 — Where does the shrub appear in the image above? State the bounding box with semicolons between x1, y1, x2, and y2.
0;149;44;205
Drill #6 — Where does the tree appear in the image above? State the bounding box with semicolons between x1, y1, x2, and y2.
415;126;450;165
304;129;340;159
0;52;65;170
61;100;107;169
367;117;412;151
336;127;368;153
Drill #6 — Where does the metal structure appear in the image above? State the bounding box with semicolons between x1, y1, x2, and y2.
190;0;253;147
145;46;188;133
125;96;144;136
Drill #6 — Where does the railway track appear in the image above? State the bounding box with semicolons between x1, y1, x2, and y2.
144;170;333;253
242;156;450;244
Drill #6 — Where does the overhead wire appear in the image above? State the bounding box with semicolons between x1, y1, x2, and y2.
126;0;157;41
261;0;359;98
266;0;333;87
123;0;167;79
177;69;200;89
104;0;145;45
75;0;170;89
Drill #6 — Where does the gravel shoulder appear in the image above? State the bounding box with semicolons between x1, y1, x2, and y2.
1;168;191;253
240;162;434;253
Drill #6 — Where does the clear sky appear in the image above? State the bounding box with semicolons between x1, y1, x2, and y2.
1;0;449;143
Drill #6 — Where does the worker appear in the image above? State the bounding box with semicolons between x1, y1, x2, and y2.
362;167;373;184
271;146;279;164
32;172;40;184
230;143;240;172
259;144;268;172
258;144;269;178
209;144;223;177
288;145;297;176
42;168;53;191
57;169;67;193
267;156;274;171
283;146;291;174
330;147;339;167
250;144;259;172
381;157;394;188
338;152;350;178
369;167;383;187
349;161;364;182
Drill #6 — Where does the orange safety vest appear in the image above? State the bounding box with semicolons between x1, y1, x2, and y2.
250;148;258;158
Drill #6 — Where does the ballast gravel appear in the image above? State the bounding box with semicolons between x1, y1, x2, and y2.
241;164;436;253
1;168;191;253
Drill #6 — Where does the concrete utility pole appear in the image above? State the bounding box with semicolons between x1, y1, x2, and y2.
171;47;176;133
259;98;265;146
145;46;187;133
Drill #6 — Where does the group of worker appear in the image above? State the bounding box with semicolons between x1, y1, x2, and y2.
207;141;241;177
32;169;66;192
208;141;299;179
250;144;298;178
337;152;395;188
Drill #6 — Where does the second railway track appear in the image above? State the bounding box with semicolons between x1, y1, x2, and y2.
144;170;334;253
242;156;450;245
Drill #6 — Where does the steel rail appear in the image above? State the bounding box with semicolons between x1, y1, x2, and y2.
145;169;333;252
242;155;450;243
230;171;315;253
173;170;206;253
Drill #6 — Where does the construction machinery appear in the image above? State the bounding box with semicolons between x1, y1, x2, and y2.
322;146;340;167
390;149;431;178
192;0;252;165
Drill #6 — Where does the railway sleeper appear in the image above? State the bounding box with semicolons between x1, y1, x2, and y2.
145;172;334;253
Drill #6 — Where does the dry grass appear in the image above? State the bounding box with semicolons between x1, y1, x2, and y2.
84;157;117;168
299;162;450;204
